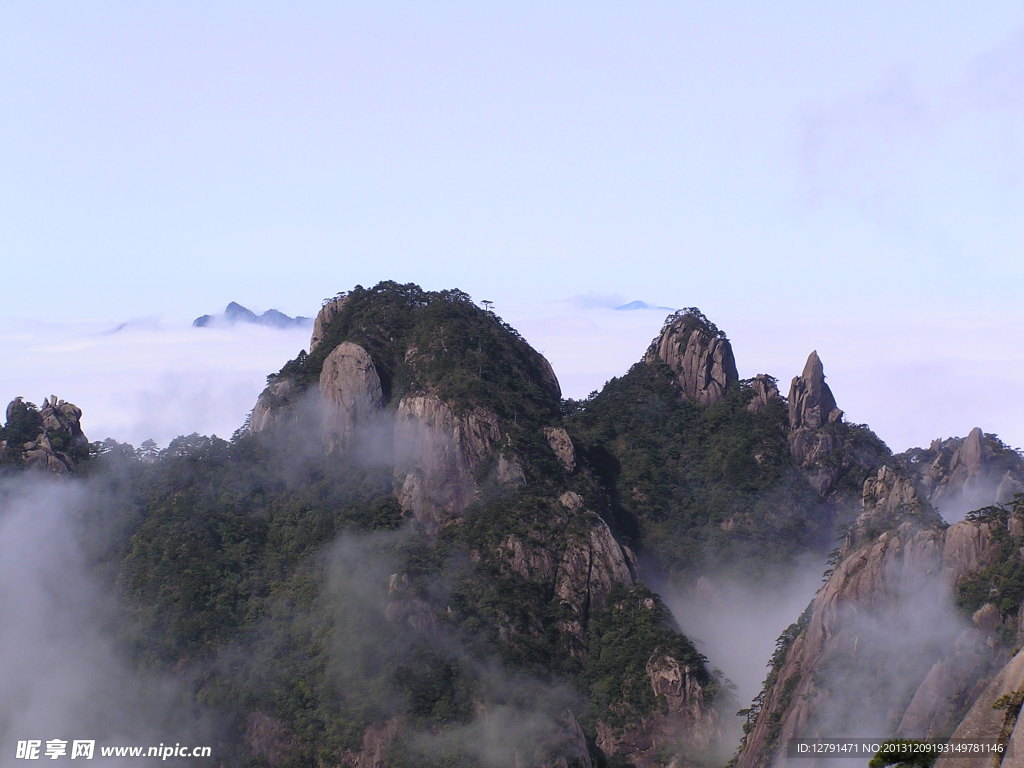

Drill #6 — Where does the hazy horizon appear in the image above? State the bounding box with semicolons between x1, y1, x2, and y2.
2;291;1020;457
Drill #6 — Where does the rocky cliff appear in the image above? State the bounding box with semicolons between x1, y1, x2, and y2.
392;394;508;526
309;294;349;352
643;308;738;406
735;466;1024;768
319;341;385;454
900;427;1024;520
785;350;888;499
251;283;565;526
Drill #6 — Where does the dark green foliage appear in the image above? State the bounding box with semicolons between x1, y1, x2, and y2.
956;499;1024;621
393;651;474;725
446;492;583;675
274;281;559;428
825;421;893;496
0;399;42;459
5;287;798;766
86;419;620;766
567;362;831;577
583;585;710;728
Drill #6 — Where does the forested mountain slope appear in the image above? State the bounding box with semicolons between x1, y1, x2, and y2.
4;281;1023;768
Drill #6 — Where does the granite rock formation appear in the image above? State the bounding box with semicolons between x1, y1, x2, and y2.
309;295;350;353
906;427;1024;519
735;464;1024;768
643;309;738;405
1;395;88;474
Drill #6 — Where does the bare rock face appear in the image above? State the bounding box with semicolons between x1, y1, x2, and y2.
554;494;637;654
496;491;636;656
788;351;842;431
250;377;296;434
843;465;941;554
998;471;1024;505
309;294;349;353
536;353;563;402
785;352;849;497
544;426;576;472
746;374;781;414
915;428;1024;519
942;518;1000;584
340;718;402;768
542;711;594;768
3;395;88;474
384;571;439;637
393;395;504;526
935;651;1024;768
735;471;1019;768
250;294;352;433
737;520;951;768
644;309;738;406
319;341;384;453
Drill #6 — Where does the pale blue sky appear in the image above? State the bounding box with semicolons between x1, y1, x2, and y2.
2;3;1023;451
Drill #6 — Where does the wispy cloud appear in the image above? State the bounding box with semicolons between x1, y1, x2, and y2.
0;318;309;447
4;301;1023;456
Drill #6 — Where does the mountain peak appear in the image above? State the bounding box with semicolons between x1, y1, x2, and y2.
788;350;841;431
193;302;311;329
643;308;738;405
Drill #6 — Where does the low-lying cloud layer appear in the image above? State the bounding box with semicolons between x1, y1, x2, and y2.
4;299;1024;455
0;318;309;447
0;476;219;766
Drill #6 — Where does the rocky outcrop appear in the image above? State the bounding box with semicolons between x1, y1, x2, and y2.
393;395;505;526
251;287;562;528
542;712;594;768
310;295;349;353
384;572;439;637
912;428;1024;520
497;491;636;655
554;492;637;653
319;342;384;453
544;426;576;472
596;646;721;768
735;468;1019;768
843;465;940;554
2;395;88;474
786;351;862;498
340;718;403;768
250;377;297;433
644;309;738;406
788;351;842;431
746;374;781;414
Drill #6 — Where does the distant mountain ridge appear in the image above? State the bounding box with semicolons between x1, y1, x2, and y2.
615;300;676;311
193;301;311;329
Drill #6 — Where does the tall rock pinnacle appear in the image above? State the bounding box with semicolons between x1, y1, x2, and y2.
787;350;843;430
786;351;850;497
644;309;738;406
